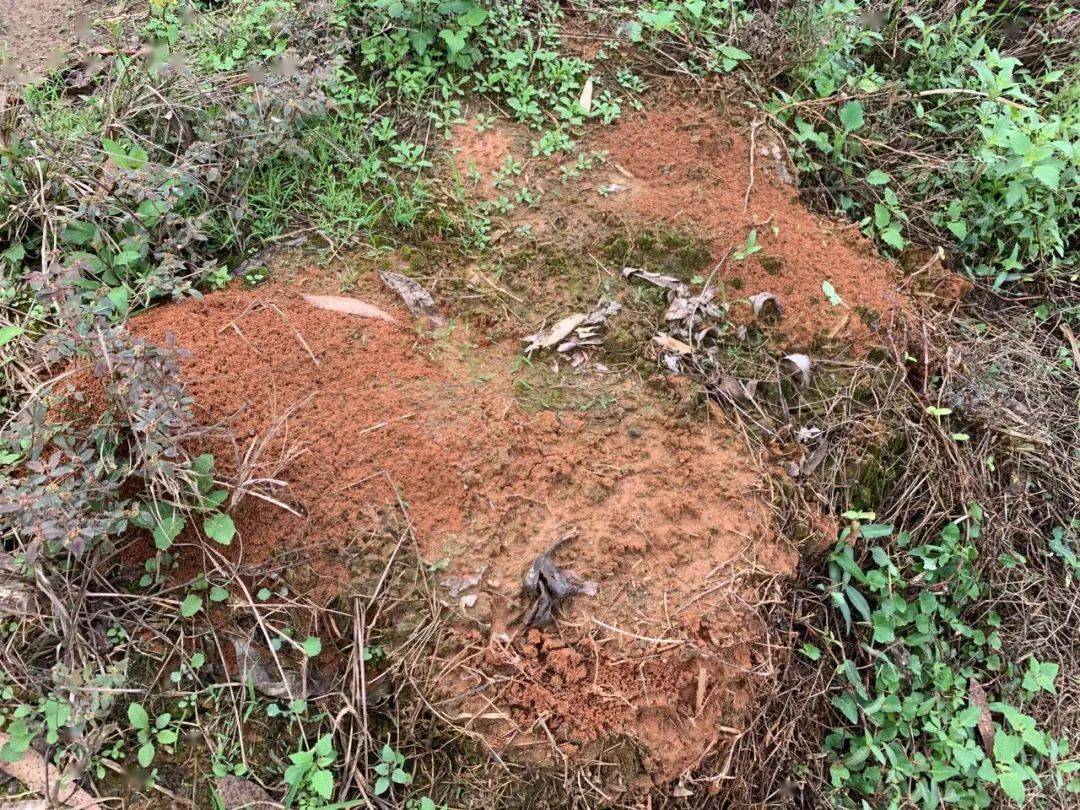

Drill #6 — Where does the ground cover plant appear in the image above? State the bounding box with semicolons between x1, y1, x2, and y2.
1;0;1078;807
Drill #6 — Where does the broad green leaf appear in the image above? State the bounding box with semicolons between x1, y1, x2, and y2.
309;768;334;798
880;226;905;250
301;636;322;657
180;593;203;618
859;524;894;539
1032;162;1061;190
152;513;185;550
831;692;859;724
203;513;235;545
997;766;1026;804
866;169;890;185
946;220;968;240
128;702;149;730
839;100;865;131
719;45;751;61
0;325;23;346
994;732;1023;764
439;28;467;54
106;285;129;317
137;742;155;768
844;585;871;622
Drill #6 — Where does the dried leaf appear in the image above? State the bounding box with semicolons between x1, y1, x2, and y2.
441;568;485;598
969;680;995;756
664;288;722;322
714;376;757;404
653;333;693;355
526;300;620;355
748;291;782;320
301;294;398;324
233;638;305;699
524;313;586;354
379;271;446;326
215;775;281;809
796;426;822;442
621;266;683;291
522;531;597;629
0;554;32;616
578;77;594;114
783;353;812;387
0;733;102;809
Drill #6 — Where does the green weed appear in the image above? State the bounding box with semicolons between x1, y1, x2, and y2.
823;505;1075;806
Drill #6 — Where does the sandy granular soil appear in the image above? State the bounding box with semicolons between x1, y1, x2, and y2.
128;275;795;787
449;99;907;351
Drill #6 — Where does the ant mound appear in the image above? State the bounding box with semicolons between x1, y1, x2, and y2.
449;98;908;352
130;282;797;791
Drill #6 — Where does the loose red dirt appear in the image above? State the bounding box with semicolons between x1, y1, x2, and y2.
449;99;907;351
127;275;794;787
116;95;905;793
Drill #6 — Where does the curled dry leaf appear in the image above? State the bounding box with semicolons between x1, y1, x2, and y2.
524;300;620;355
522;531;598;629
0;733;102;810
714;376;758;404
748;291;782;320
524;313;586;354
301;294;398;324
441;568;485;598
621;266;682;291
380;271;446;326
782;353;813;387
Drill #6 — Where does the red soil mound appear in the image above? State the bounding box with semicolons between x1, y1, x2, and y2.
449;100;906;351
128;279;795;786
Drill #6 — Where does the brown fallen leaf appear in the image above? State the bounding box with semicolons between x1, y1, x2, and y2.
654;333;694;355
969;680;995;756
215;775;281;809
379;271;446;326
301;294;398;324
0;733;102;810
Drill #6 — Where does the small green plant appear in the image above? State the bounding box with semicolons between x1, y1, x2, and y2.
732;228;763;260
822;505;1074;806
127;702;181;770
374;742;413;796
283;734;336;807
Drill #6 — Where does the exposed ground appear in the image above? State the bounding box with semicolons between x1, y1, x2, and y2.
110;101;906;791
4;2;1075;807
0;0;115;80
